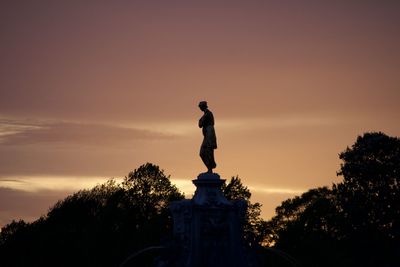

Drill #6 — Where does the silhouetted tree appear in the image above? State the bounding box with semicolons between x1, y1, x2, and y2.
265;132;400;267
333;132;400;266
264;187;343;266
0;163;270;267
222;176;268;245
123;163;184;214
335;132;400;237
0;220;28;246
0;163;184;267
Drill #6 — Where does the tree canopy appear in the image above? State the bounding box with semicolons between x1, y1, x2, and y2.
265;132;400;267
0;163;184;267
222;176;267;245
335;132;400;240
0;163;266;267
1;132;399;266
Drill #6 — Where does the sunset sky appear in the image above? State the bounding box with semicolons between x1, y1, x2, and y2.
1;1;400;227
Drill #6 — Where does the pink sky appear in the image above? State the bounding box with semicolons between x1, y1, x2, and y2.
1;1;400;227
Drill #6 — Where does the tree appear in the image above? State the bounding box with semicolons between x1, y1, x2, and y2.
123;163;184;213
264;187;342;267
334;132;400;239
121;163;184;254
0;220;28;246
333;132;400;266
0;163;184;267
1;163;310;266
222;176;268;245
264;132;400;267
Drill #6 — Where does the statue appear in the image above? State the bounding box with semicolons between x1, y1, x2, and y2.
198;101;217;173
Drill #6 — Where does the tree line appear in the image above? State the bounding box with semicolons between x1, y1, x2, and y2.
265;132;400;267
0;132;399;267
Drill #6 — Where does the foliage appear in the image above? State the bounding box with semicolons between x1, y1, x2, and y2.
3;132;397;266
265;132;400;267
123;163;183;213
0;163;184;267
335;132;400;239
222;176;268;245
265;187;343;266
0;163;268;266
0;220;28;246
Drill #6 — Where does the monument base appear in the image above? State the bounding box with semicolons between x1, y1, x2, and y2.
161;173;254;267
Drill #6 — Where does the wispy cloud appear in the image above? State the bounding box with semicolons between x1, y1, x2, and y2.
0;176;117;193
0;175;307;226
119;113;347;136
0;176;195;196
0;119;174;146
0;186;71;227
171;178;195;195
0;120;41;139
248;185;305;195
171;178;305;196
0;175;304;196
0;113;349;145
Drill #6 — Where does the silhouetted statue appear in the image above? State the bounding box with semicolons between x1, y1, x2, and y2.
198;101;217;173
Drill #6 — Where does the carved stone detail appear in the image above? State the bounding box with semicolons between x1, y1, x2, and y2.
162;173;250;267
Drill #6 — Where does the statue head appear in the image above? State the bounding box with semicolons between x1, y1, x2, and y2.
198;101;208;111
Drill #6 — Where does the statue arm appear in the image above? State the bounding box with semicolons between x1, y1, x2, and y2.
199;116;204;128
199;110;212;128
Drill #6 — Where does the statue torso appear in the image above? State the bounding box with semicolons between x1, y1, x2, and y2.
199;109;214;131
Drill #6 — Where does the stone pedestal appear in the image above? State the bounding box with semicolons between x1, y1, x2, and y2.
167;173;250;267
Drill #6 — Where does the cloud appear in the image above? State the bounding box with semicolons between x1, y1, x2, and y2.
119;113;347;137
248;185;305;195
0;175;306;225
0;175;118;193
0;175;120;227
0;119;174;147
0;120;41;139
0;186;71;227
0;114;343;148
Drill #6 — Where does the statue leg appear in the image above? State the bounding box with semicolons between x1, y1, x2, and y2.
200;145;208;171
210;149;217;169
200;146;216;172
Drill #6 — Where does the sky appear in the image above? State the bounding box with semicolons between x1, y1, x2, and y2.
1;1;400;227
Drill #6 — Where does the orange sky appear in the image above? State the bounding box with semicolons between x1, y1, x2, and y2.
1;1;400;227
